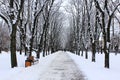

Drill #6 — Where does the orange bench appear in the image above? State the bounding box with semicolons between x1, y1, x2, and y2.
25;56;39;67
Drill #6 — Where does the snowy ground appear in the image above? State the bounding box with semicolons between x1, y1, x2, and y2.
0;51;58;80
68;51;120;80
39;52;85;80
0;51;120;80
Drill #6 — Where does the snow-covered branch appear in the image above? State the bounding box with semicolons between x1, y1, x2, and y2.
0;12;12;28
110;3;120;17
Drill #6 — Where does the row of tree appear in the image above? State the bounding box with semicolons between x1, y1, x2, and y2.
0;0;120;69
0;0;64;68
0;21;10;52
65;0;120;68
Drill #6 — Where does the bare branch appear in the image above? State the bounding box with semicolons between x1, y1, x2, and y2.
110;3;120;17
94;0;104;14
0;12;11;28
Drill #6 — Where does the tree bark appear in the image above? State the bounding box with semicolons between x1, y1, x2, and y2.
85;48;88;59
10;24;17;68
9;0;18;68
104;49;110;68
92;42;96;62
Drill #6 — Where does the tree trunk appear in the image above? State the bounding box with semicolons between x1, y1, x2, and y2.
104;50;110;68
10;24;17;68
0;46;1;53
36;34;44;58
20;35;22;55
101;47;103;54
43;49;45;57
10;0;18;68
92;42;96;62
81;46;84;56
43;33;46;57
78;49;80;56
103;29;110;68
85;48;88;59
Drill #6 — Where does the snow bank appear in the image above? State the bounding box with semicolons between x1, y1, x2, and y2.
67;51;120;80
0;51;59;80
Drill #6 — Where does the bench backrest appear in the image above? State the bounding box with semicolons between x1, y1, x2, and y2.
28;56;34;61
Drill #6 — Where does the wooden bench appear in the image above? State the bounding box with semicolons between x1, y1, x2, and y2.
28;56;39;65
25;56;39;67
25;60;31;67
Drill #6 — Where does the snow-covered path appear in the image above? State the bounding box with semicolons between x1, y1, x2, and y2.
39;52;85;80
1;51;120;80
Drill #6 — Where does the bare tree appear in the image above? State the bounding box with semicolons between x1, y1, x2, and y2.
94;0;120;68
0;21;9;52
0;0;24;68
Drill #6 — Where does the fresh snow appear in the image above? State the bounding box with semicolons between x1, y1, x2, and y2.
0;51;120;80
0;51;57;80
68;51;120;80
